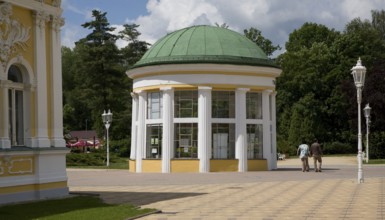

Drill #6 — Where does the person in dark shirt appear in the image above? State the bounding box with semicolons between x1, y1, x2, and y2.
310;139;323;172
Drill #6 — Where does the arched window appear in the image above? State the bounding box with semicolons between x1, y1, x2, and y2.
8;65;24;146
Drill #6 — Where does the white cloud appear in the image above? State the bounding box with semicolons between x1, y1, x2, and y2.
128;0;384;57
62;0;385;54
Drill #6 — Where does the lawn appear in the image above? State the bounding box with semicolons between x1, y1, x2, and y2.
0;196;157;220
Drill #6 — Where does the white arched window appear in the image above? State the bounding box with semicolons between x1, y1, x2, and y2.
8;65;24;146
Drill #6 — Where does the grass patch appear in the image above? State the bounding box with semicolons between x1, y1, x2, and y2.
0;196;156;220
366;159;385;164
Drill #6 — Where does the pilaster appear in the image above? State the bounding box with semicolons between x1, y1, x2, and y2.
49;15;65;147
0;81;11;148
32;10;50;147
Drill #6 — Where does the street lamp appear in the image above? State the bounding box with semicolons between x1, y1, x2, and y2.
102;109;113;167
363;104;371;164
351;58;366;184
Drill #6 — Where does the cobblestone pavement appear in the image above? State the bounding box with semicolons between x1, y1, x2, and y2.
67;156;385;219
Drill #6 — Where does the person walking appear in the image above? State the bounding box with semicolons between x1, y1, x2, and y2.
310;139;323;172
297;141;310;172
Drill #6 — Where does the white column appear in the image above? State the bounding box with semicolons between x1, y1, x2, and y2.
130;92;138;160
161;87;174;173
50;16;65;147
135;91;146;172
0;80;11;148
32;11;50;148
236;88;249;172
262;90;272;170
270;92;277;169
198;87;212;173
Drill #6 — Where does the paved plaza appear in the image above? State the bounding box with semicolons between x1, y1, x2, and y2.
67;156;385;219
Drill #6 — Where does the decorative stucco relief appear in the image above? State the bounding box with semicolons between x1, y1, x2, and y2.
0;2;30;77
0;156;33;176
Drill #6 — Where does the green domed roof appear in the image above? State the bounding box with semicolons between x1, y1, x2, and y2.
133;25;277;68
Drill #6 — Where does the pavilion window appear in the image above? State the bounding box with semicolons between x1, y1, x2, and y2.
8;65;24;146
212;91;235;118
246;92;262;119
247;124;263;159
146;124;162;158
174;123;198;158
212;123;235;159
174;90;198;118
147;91;162;119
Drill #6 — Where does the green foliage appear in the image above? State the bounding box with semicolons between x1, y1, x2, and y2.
276;11;385;159
110;138;131;157
370;131;385;159
244;27;281;57
66;149;126;167
322;142;353;155
62;10;149;148
0;196;155;220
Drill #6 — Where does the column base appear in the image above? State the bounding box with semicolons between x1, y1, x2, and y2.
0;138;11;149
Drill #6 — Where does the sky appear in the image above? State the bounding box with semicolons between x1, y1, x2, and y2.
61;0;385;57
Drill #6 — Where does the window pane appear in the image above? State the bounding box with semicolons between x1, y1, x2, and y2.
147;92;162;119
247;124;263;159
15;90;24;145
174;123;198;158
212;91;235;118
212;123;235;159
174;91;198;118
246;92;262;119
8;65;23;83
146;124;162;158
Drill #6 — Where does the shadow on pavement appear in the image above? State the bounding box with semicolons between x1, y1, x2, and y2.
71;191;207;206
273;168;341;171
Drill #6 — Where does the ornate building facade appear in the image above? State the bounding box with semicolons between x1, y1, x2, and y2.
0;0;68;204
127;25;282;173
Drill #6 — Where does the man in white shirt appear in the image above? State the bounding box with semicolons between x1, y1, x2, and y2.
297;142;310;172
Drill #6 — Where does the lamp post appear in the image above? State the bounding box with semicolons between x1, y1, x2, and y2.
363;104;371;164
351;58;366;184
102;109;113;167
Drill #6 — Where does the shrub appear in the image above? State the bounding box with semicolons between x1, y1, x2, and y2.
322;142;352;155
370;131;385;159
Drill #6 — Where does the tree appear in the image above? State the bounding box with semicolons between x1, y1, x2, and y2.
119;23;150;67
244;27;281;57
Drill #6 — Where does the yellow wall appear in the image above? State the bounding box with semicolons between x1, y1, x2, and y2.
129;160;136;172
142;160;162;173
129;159;268;172
0;181;67;194
171;160;199;173
248;159;268;171
210;160;238;172
13;5;35;73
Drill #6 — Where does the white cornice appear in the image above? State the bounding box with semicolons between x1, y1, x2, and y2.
2;0;63;16
126;63;282;79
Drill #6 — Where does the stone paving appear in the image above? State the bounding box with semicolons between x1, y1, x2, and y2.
67;156;385;219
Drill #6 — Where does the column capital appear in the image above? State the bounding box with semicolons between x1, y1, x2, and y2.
198;86;212;91
50;15;65;33
33;10;50;29
263;89;273;94
237;88;250;93
160;86;173;91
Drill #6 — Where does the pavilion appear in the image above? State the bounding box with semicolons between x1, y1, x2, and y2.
126;25;282;173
